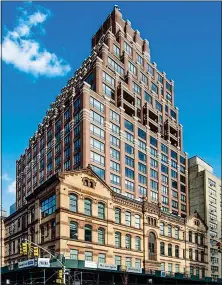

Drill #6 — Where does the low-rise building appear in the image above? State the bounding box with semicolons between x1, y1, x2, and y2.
4;168;208;278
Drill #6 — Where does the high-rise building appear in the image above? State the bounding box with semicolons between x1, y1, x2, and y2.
10;203;16;215
16;6;188;218
188;156;222;279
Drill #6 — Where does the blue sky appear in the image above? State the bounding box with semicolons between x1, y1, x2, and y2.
2;2;221;214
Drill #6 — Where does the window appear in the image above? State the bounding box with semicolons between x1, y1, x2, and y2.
90;151;105;166
170;109;176;120
195;250;198;261
125;131;134;142
171;150;177;160
157;74;163;84
155;100;162;112
115;256;121;266
74;138;80;152
138;151;146;162
113;45;120;57
195;233;198;244
161;164;168;174
161;185;168;195
135;215;140;229
175;264;179;273
110;110;120;122
70;249;78;260
162;196;168;205
200;234;204;246
175;227;179;239
90;138;105;152
144;92;152;104
150;180;158;191
128;62;136;75
70;194;78;212
90;124;104;139
125;156;134;168
138;163;146;174
168;244;172;256
161;154;168;163
92;165;105;180
138;140;146;151
150;158;158;168
110;148;120;161
102;83;115;99
160;222;164;235
125;42;132;55
85;225;92;242
151;83;158;94
135;237;141;251
125;211;131;226
85;251;93;261
150;169;158;179
98;253;106;264
125;168;134;179
138;128;146;140
168;225;172;237
108;57;124;75
201;251;204;262
172;200;178;209
126;257;132;267
110;135;120;148
135;259;141;269
148;232;156;260
171;160;177;168
70;221;78;240
90;110;104;125
171;170;177;179
125;120;134;132
98;228;105;245
98;203;105;219
110;161;120;173
150;147;157;157
160;263;165;271
110;173;120;185
150;136;157;147
139;174;147;185
41;194;56;218
151;191;158;201
189;231;192;242
115;208;121;224
141;73;147;84
160;242;165;255
133;82;141;94
125;143;134;155
166;92;172;102
147;64;154;76
84;199;92;216
125;234;131;249
102;71;114;86
139;186;147;196
175;245;179;258
115;232;121;248
137;54;143;65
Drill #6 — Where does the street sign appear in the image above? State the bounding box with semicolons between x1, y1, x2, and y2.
126;267;142;273
37;258;50;268
18;259;35;269
85;261;97;268
98;263;117;271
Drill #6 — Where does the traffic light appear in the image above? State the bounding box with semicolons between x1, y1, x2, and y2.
58;270;63;279
21;242;28;255
20;244;23;255
33;247;39;257
216;242;222;253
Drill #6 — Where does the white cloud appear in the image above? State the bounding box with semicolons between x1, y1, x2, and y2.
8;180;16;194
1;5;71;77
1;173;11;181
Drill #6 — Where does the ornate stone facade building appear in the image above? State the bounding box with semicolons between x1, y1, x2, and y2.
16;5;188;218
4;168;208;277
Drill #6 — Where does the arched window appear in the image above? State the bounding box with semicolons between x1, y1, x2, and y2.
135;236;141;251
84;199;92;216
70;194;78;212
135;215;140;229
168;225;172;237
160;242;165;256
189;231;192;242
125;211;131;226
189;248;193;260
70;221;78;240
115;232;121;248
175;245;179;258
148;232;156;260
98;202;105;219
85;224;92;242
98;228;105;245
168;244;172;256
115;208;121;224
125;234;131;249
175;227;179;239
160;222;164;235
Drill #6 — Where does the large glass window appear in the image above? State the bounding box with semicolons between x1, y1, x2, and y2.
85;251;93;261
70;194;78;212
110;161;120;173
128;62;136;75
135;237;141;251
110;148;120;161
125;156;134;168
115;232;121;248
98;253;106;264
125;234;131;249
84;199;92;216
125;211;131;226
125;143;134;155
90;138;105;152
125;120;134;132
102;83;115;100
110;173;120;185
102;71;114;86
70;221;78;240
90;110;104;125
41;194;56;218
90;124;104;139
91;165;105;180
125;168;134;179
90;151;105;166
148;232;156;260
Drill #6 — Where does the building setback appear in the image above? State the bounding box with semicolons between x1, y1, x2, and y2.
16;6;188;218
188;156;222;279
